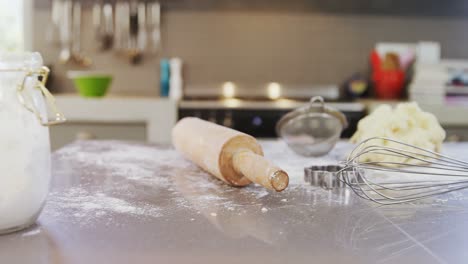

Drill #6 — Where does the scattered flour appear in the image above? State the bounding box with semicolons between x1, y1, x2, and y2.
43;186;162;226
42;139;468;227
42;140;373;227
253;189;270;198
45;140;325;226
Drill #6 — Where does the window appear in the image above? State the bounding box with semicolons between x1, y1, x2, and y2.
0;0;33;52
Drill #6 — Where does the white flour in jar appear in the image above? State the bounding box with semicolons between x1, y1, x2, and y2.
0;55;51;231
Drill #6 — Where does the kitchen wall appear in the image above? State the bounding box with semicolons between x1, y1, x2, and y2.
33;2;468;96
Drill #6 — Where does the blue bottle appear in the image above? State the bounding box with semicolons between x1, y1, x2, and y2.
160;59;170;97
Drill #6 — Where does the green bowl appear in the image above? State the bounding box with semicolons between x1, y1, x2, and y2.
68;71;112;97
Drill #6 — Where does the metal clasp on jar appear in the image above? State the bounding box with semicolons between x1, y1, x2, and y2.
16;66;66;126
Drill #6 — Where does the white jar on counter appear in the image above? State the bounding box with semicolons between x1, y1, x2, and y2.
0;52;65;234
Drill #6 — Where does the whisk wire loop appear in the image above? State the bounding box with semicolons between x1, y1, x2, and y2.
338;137;468;205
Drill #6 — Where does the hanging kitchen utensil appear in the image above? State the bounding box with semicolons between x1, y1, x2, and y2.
99;3;114;51
58;0;91;67
137;2;147;52
127;1;142;64
93;1;114;51
46;0;62;46
92;1;102;41
70;1;92;67
58;0;72;64
146;1;161;55
114;1;130;52
276;96;348;157
114;1;161;64
71;0;81;56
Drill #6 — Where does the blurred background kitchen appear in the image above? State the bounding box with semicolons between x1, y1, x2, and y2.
2;0;468;149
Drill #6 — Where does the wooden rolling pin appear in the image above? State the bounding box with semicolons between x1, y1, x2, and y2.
172;117;289;191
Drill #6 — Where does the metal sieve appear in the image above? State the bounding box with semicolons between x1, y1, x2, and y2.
276;96;348;157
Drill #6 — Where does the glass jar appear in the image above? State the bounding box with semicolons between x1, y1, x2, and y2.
0;52;65;234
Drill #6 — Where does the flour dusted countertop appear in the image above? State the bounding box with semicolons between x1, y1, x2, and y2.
1;140;468;264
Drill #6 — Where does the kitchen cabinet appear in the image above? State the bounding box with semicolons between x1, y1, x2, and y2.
49;122;146;150
445;126;468;142
51;94;177;149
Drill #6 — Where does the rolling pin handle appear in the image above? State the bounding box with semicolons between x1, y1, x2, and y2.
232;150;289;192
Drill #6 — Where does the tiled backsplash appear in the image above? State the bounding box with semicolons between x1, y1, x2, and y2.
33;5;468;96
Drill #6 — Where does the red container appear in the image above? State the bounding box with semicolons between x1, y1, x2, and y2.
370;50;405;99
372;69;405;99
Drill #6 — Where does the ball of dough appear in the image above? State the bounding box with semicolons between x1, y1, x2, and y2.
350;102;445;165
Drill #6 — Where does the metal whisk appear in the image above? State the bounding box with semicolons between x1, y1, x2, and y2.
338;137;468;205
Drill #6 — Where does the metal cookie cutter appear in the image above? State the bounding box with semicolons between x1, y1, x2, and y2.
304;165;359;190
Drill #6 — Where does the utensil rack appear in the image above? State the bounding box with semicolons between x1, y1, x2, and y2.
47;0;161;66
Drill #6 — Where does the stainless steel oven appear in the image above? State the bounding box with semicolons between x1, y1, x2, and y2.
178;100;365;138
